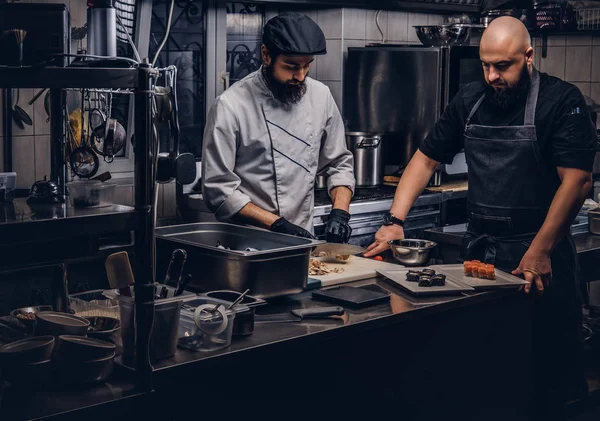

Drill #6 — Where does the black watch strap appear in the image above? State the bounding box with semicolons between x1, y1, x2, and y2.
384;212;404;227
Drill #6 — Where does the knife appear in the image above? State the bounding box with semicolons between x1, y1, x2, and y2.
312;243;365;256
255;306;345;323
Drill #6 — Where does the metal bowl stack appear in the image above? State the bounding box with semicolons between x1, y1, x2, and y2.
413;24;476;47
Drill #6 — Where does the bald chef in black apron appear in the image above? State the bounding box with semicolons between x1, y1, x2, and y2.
365;16;596;419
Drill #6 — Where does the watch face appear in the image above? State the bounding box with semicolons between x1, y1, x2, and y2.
382;213;391;225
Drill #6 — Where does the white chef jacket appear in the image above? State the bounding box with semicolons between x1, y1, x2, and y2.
201;67;355;232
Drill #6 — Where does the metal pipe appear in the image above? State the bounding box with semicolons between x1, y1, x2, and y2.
52;263;69;313
133;60;155;389
2;89;13;171
49;88;66;196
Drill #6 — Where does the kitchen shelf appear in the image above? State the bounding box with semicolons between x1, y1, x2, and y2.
0;66;139;89
529;29;600;58
0;64;157;395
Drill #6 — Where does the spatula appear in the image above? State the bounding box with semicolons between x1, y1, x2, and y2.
105;251;135;297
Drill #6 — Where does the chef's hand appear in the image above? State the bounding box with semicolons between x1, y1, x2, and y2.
512;249;552;296
363;225;404;257
325;209;352;243
270;217;316;239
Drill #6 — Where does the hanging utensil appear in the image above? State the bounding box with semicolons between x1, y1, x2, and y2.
12;88;32;128
69;90;99;178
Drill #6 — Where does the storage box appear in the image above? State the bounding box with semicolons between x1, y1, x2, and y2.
69;289;120;319
0;172;16;203
67;180;116;208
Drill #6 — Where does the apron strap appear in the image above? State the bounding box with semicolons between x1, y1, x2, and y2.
524;67;540;126
464;94;485;128
466;233;497;265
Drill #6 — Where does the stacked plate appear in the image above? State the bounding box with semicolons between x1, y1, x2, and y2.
56;335;116;385
0;336;56;388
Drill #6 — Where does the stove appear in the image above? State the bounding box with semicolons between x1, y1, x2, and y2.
313;188;443;247
314;185;397;207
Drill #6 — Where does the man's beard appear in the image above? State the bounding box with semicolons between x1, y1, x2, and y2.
485;64;531;109
262;64;307;105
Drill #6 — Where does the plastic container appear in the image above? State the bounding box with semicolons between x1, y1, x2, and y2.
0;172;16;202
178;304;235;352
119;295;183;361
66;180;116;208
69;289;120;319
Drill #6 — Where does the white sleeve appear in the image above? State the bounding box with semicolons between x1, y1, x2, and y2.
201;96;251;221
318;89;356;195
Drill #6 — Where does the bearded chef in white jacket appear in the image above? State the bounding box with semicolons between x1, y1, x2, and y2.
202;12;356;242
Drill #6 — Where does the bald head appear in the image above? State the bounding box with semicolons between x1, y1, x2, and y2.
479;16;534;92
481;16;531;55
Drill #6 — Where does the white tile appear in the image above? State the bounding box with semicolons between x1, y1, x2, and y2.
33;88;50;136
539;47;566;79
69;0;87;30
594;35;600;46
534;48;541;70
308;56;318;81
567;34;593;46
407;13;428;44
0;137;3;173
427;14;445;25
318;39;342;81
12;136;35;189
12;89;35;137
343;39;365;70
387;11;408;43
163;182;177;217
591;83;600;105
323;81;342;111
366;10;387;42
343;8;366;40
318;9;343;39
265;5;280;22
547;35;566;46
566;46;592;82
34;135;51;181
570;82;591;97
534;37;542;49
592;46;600;82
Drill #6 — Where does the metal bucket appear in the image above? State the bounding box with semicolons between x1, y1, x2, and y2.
118;296;183;362
346;132;383;188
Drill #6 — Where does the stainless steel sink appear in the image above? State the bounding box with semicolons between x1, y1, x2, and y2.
156;223;323;299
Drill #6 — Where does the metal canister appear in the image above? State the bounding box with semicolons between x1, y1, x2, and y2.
345;132;384;188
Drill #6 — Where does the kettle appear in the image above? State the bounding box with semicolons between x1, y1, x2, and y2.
27;176;64;205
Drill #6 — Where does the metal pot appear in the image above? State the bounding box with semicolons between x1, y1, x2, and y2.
345;132;384;188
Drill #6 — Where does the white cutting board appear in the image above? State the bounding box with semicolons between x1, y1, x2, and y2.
309;255;403;287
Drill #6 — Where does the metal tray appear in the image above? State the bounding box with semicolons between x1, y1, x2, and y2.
156;223;324;299
377;268;474;296
433;264;528;290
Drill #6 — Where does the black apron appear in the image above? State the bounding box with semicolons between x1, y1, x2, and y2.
460;68;586;418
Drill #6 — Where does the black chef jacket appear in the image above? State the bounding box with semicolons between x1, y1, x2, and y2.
420;71;597;176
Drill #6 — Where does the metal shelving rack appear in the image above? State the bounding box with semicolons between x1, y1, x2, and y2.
0;63;157;389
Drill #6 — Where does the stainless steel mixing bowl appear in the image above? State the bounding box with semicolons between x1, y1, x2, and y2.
388;239;437;266
413;24;472;47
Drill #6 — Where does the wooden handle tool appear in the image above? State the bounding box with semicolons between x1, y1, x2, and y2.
105;251;135;297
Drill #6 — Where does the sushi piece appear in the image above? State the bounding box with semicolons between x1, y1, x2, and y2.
478;264;488;279
464;261;474;277
421;268;436;276
485;264;496;280
431;274;446;286
418;276;432;287
406;270;420;282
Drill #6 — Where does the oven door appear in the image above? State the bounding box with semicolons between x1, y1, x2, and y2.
444;45;482;109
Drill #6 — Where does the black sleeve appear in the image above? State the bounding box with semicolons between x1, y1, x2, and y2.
548;84;597;172
419;92;465;164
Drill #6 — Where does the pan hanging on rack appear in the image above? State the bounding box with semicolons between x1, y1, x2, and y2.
89;92;127;163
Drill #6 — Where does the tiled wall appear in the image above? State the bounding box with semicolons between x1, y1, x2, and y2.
0;0;176;219
533;34;600;110
274;7;446;111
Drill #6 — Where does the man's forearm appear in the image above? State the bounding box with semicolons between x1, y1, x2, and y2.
530;169;592;254
235;202;280;229
390;150;440;219
330;186;352;212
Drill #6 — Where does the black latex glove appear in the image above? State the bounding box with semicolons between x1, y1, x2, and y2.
270;217;316;239
325;209;352;244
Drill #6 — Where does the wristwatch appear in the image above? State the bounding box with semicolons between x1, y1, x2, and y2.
382;211;404;227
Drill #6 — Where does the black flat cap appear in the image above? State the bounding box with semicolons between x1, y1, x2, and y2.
263;12;327;56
